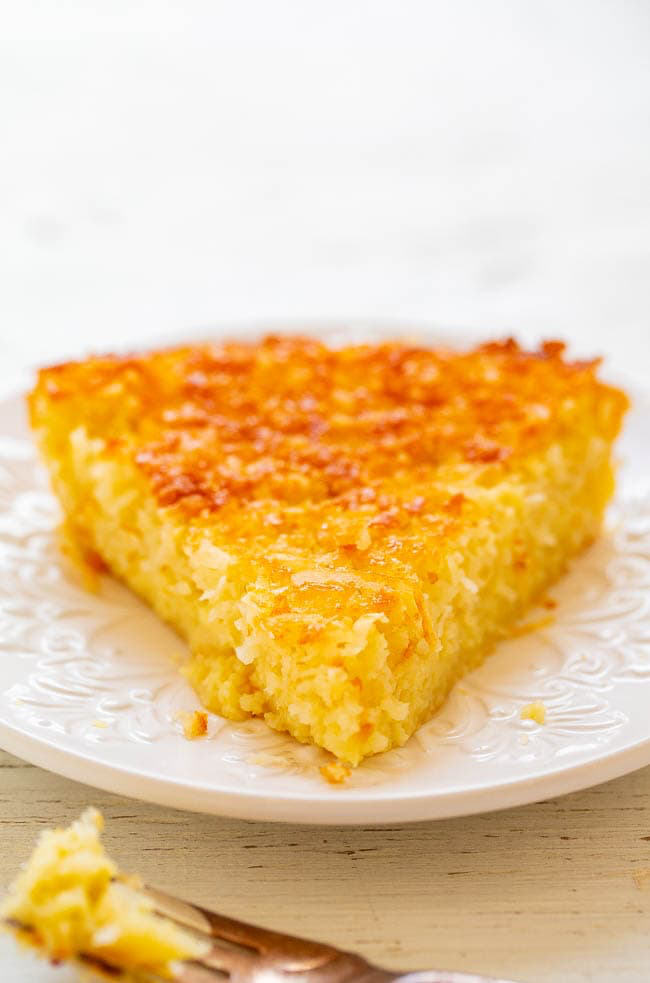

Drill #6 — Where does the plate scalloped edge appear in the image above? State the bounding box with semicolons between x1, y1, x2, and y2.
1;362;649;823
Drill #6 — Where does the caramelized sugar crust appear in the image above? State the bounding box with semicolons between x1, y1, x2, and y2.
33;335;626;522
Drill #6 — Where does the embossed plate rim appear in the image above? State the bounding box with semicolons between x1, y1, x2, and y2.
2;710;650;824
1;326;649;824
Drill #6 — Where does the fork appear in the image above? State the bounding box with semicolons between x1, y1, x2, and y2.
112;884;519;983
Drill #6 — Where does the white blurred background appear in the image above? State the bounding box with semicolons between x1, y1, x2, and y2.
1;0;648;378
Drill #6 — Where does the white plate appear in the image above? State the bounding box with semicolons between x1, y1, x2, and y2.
1;337;650;824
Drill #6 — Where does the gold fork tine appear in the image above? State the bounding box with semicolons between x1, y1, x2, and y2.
171;964;229;983
143;885;346;970
142;886;396;982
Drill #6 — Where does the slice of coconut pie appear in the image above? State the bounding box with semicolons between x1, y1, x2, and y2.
28;336;628;764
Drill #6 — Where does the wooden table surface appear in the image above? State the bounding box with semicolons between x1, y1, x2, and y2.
2;748;649;983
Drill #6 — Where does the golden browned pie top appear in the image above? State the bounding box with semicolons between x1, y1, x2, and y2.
30;335;628;568
30;335;629;621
